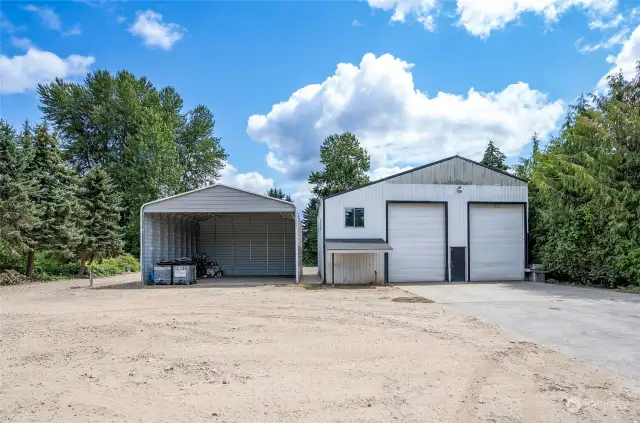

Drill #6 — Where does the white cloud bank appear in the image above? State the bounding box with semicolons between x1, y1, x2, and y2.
366;0;618;37
247;53;564;182
219;163;274;195
24;4;62;30
0;48;95;94
129;10;185;50
598;24;640;88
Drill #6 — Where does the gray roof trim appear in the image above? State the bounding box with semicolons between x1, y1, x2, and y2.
324;155;528;200
325;238;393;251
140;183;295;213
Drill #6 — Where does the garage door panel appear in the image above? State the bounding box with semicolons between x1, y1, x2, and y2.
388;203;446;282
470;204;524;281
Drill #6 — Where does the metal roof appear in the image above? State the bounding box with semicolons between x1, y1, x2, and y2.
325;238;393;252
324;155;528;200
140;183;294;214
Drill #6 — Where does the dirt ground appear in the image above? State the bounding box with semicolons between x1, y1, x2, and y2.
1;276;639;423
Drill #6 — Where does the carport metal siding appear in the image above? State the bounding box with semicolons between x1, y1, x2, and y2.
140;184;297;283
141;214;200;282
198;215;296;277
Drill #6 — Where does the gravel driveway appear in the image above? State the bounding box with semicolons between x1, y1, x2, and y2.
396;282;640;381
2;278;639;422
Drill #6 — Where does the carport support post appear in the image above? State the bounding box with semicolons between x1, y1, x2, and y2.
331;253;335;287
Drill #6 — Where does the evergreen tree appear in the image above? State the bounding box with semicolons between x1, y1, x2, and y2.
527;67;640;287
24;125;80;278
308;133;371;198
38;71;227;254
0;120;40;257
266;188;292;202
302;197;319;266
77;166;124;274
480;141;508;171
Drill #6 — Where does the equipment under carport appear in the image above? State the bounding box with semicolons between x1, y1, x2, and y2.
151;258;197;285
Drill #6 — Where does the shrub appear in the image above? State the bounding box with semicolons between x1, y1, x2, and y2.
89;255;140;277
0;270;27;286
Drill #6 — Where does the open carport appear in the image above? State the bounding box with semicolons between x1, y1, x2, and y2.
139;184;301;284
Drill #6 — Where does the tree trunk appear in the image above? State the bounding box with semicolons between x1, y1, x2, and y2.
79;246;87;275
26;250;35;279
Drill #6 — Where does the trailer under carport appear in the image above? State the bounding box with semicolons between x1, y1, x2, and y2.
140;184;301;284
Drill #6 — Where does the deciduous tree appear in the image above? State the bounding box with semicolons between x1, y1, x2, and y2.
308;133;371;198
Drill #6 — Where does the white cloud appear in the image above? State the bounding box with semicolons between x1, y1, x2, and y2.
24;4;62;30
589;13;623;29
577;27;629;52
370;165;414;181
129;10;185;50
23;4;83;36
366;0;618;36
0;48;95;94
116;16;127;24
0;12;24;33
352;19;362;27
10;36;33;50
247;53;564;181
62;24;83;37
219;163;274;195
266;151;288;173
598;24;640;88
456;0;617;38
367;0;438;31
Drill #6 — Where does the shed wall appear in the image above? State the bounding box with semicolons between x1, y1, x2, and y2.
321;182;527;283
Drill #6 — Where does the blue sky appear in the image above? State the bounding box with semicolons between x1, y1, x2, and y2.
2;0;640;209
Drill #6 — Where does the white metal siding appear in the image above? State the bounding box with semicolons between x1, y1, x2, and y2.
322;183;527;283
296;214;302;283
318;202;324;281
469;204;525;281
388;203;446;282
326;253;384;284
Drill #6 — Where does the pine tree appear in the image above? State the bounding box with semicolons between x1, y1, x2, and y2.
24;125;80;278
77;166;124;273
266;188;293;202
0;120;40;257
302;197;319;266
480;141;508;171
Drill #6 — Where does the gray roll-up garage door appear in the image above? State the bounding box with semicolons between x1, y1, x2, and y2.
469;204;525;281
388;203;446;282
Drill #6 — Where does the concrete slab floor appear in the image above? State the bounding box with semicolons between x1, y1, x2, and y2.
395;281;640;382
